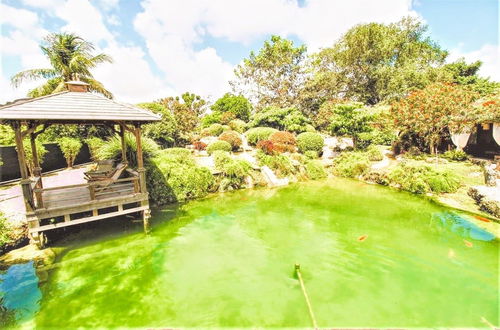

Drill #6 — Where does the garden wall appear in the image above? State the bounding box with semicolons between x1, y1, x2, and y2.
0;143;91;182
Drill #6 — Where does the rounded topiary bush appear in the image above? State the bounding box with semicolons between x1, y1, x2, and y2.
297;132;324;154
207;140;232;155
228;119;247;133
269;131;296;153
218;131;242;151
245;127;278;145
366;145;383;161
202;123;224;137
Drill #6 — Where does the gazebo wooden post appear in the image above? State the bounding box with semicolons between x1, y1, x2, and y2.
30;131;44;208
119;124;128;164
12;121;34;213
134;123;151;233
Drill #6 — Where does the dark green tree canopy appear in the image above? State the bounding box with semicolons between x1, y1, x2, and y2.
211;93;252;121
231;35;307;110
11;32;113;98
305;17;447;106
441;59;499;95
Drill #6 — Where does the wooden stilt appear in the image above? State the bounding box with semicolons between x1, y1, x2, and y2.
134;124;150;233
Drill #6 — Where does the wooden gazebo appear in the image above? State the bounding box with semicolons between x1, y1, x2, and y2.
0;81;161;248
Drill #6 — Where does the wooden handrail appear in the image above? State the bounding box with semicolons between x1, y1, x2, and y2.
33;177;139;193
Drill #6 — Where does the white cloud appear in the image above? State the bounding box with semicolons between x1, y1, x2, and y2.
448;44;500;81
133;0;418;100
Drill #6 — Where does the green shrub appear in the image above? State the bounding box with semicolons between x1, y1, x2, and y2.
0;213;14;251
297;132;324;154
202;123;224;137
57;137;82;168
249;106;311;133
366;145;384;161
442;149;469;161
256;150;295;177
201;112;222;128
212;151;252;190
362;170;390;185
97;133;159;168
304;150;318;159
269;131;296;153
86;137;105;161
207;140;232;154
245;127;278;145
148;149;214;204
218;131;242;151
0;124;15;145
332;152;371;178
228;119;247;133
357;129;396;149
22;139;47;176
388;162;461;194
305;160;327;180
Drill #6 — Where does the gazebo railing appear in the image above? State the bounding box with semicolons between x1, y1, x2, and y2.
32;176;140;210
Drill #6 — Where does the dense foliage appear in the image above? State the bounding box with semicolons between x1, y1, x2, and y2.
296;132;324;154
305;160;327;180
85;137;105;161
202;123;225;137
391;82;479;153
148;148;214;204
22;139;47;176
57;137;82;168
245;127;278;145
269;131;296;153
139;103;177;147
332;152;371;178
211;93;252;121
249;106;311;133
232;35;307;109
97;133;159;167
213;151;252;191
388;162;461;194
218;131;242;151
256;150;296;178
207;140;232;155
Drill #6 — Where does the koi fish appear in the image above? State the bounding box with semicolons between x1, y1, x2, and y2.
464;240;473;248
474;215;491;223
357;235;368;242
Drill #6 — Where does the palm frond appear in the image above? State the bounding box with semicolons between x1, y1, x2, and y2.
81;77;114;99
11;68;57;87
27;77;64;98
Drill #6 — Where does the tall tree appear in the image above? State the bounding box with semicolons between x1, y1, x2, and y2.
157;94;201;145
304;17;447;108
440;59;499;96
11;33;113;98
231;35;307;110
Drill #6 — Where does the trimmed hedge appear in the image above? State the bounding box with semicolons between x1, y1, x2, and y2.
297;132;324;154
207;140;232;154
245;127;278;145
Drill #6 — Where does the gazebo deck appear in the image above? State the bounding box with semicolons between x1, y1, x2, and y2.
27;175;149;234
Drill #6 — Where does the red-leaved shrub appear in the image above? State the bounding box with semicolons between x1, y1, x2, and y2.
256;140;276;155
193;141;207;151
269;131;296;153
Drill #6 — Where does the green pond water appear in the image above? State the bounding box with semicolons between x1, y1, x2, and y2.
1;178;498;328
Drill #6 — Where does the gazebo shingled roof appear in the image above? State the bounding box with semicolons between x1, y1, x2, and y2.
0;90;161;123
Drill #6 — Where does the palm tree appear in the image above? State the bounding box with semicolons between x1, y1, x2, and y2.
11;33;113;98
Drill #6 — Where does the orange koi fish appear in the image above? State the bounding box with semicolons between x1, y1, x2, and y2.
357;235;368;242
474;215;491;223
464;240;473;248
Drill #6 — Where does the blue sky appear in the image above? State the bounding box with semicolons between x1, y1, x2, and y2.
0;0;498;103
